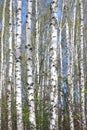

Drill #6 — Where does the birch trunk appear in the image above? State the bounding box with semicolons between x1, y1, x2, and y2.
66;20;74;130
59;1;64;128
70;0;77;112
26;0;36;129
59;27;63;130
7;0;13;129
12;1;17;129
79;0;86;129
13;0;17;94
35;0;39;85
0;0;6;129
15;0;23;129
50;0;58;129
35;1;40;129
75;33;81;129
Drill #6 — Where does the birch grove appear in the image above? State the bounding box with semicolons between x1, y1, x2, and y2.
0;0;87;130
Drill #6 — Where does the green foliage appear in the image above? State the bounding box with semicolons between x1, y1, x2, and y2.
22;105;29;124
84;89;87;94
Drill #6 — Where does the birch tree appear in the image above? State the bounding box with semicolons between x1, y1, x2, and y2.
12;1;17;129
15;0;23;129
50;0;58;129
58;1;64;128
75;28;81;129
79;0;86;129
7;0;13;129
66;20;74;130
0;0;6;129
35;0;40;86
70;0;77;111
35;0;40;129
26;0;36;129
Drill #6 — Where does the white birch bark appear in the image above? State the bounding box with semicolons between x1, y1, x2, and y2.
15;0;23;129
74;27;81;120
35;0;40;85
75;43;80;103
75;33;81;128
79;0;86;129
35;1;40;129
75;28;80;106
59;27;64;130
70;0;77;112
59;1;64;128
0;0;6;129
50;0;58;129
13;0;17;94
70;30;74;111
66;20;74;130
7;0;13;129
12;1;17;129
40;32;47;130
26;0;36;129
45;36;50;130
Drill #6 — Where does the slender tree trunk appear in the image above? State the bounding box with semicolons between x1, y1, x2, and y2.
7;0;13;129
59;27;64;130
50;0;58;129
35;1;40;129
79;0;86;129
75;29;81;129
15;0;23;129
13;0;17;95
26;0;36;129
45;36;50;130
70;0;77;112
66;20;74;130
35;0;40;85
0;0;6;129
12;1;17;129
59;1;64;129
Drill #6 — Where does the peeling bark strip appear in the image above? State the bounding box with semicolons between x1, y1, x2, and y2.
7;0;13;129
26;0;36;129
15;0;23;130
79;0;86;129
50;0;58;130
